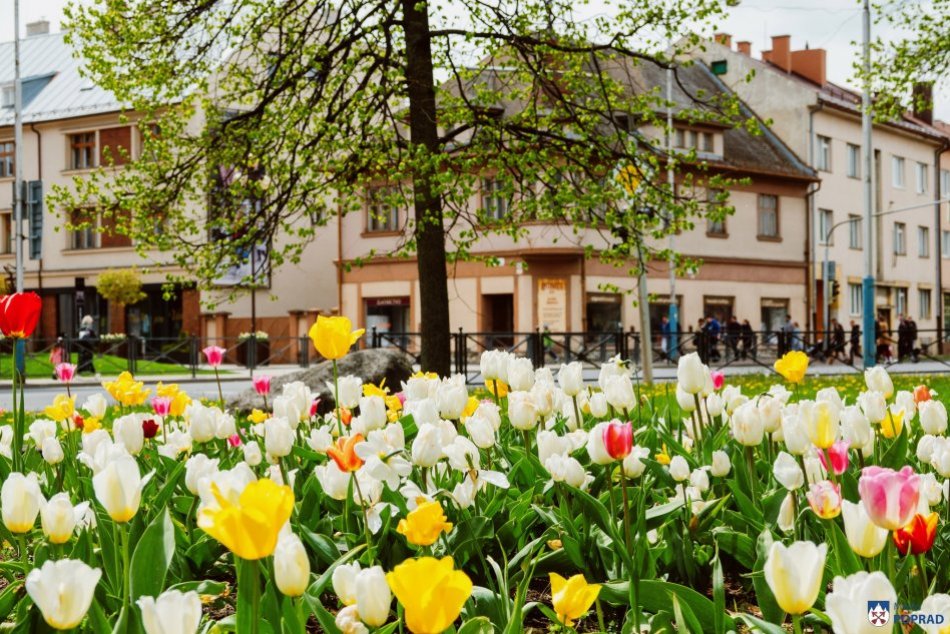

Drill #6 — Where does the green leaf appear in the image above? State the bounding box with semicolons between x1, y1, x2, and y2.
827;519;862;577
130;507;175;601
880;425;909;470
457;616;494;634
752;529;785;625
735;613;787;633
712;551;725;634
601;580;735;632
712;527;756;569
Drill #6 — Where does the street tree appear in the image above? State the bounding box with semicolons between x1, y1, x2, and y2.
58;0;744;374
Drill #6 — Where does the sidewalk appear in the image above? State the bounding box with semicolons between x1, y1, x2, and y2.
0;363;305;388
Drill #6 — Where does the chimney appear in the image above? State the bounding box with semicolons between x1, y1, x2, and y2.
912;82;934;125
714;33;732;48
737;41;752;56
769;35;791;71
790;48;826;85
26;20;50;37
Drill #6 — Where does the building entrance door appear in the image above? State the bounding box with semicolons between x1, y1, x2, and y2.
482;294;514;349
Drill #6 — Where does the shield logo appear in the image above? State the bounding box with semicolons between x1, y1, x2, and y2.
867;601;890;627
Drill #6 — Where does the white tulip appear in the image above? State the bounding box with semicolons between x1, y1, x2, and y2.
603;374;636;413
40;493;78;544
669;456;690;482
920;400;948;435
185;402;218;443
731;401;764;446
411;424;443;467
858;391;887;424
506;357;535;392
917;594;950;634
2;472;43;533
264;417;295;459
437;375;470;419
282;382;314;422
332;562;361;606
690;468;710;492
826;572;897;634
895;390;917;421
758;397;783;433
28;419;57;449
864;367;894;398
26;559;101;630
315;462;350;500
480;350;510;382
705;393;724;419
558;362;584;396
113;413;146;455
359;396;388;432
544;454;588;488
274;530;310;597
355;566;391;627
507;392;539;430
840;406;872;448
82;393;108;419
710;450;731;477
918;434;937;464
185;454;219;496
444;436;480;472
138;589;202;634
335;375;363;409
242;440;263;467
586;422;613;465
404;398;439;427
588;392;609;418
336;605;369;634
472;401;501;430
777;493;795;533
676;352;706;394
42;437;64;465
530;382;557;418
763;541;827;615
773;451;805;490
92;453;144;523
622;446;650;478
781;415;810;455
676;385;697;413
465;413;496;448
816;387;843;412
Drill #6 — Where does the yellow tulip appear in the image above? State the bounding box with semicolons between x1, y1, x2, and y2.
774;351;809;384
461;396;479;420
804;401;838;450
308;315;364;360
156;382;191;417
43;394;75;423
82;416;102;434
248;409;269;425
396;499;453;546
655;444;672;466
197;479;294;560
550;572;601;627
104;372;151;406
484;379;508;398
881;407;904;439
386;557;472;634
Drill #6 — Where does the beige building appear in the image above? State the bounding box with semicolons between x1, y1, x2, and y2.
338;59;816;344
0;26;336;354
694;34;950;347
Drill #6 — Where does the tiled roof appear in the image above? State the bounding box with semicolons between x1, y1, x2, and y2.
0;31;123;127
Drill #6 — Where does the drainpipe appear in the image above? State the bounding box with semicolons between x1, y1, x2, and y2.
807;103;823;335
336;203;343;317
936;140;949;349
30;123;42;292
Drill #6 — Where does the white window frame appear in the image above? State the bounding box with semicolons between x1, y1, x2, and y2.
848;282;862;316
894;222;906;255
846;143;860;179
916;162;928;194
896;287;908;317
919;288;932;320
892;156;905;188
818;208;833;245
481;178;508;220
817;135;831;172
943;230;950;259
848;214;862;249
919;225;930;257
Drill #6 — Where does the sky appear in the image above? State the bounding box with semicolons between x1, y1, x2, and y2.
2;0;947;119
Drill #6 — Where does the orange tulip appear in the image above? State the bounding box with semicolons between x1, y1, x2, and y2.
914;385;932;404
892;512;938;555
327;434;364;472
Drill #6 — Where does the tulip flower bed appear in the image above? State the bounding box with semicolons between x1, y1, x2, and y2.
1;308;950;632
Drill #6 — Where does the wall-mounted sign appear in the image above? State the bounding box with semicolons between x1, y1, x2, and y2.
538;278;567;331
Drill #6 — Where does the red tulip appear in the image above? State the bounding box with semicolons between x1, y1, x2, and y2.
893;512;938;555
602;420;633;460
228;434;242;447
0;292;41;339
710;371;725;391
310;398;321;418
818;440;850;476
55;363;77;384
253;375;272;396
914;385;932;404
141;419;159;439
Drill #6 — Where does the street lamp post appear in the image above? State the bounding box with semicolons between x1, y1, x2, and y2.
861;0;875;369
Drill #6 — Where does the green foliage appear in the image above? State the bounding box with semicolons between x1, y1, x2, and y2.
96;268;147;307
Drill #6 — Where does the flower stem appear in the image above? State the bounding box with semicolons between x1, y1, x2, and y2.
572;395;582;430
214;367;224;408
333;360;342;436
620;472;633;553
917;553;929;596
745;446;757;502
792;613;803;634
351;473;373;557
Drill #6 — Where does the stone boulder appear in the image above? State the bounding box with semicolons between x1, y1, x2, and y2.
228;348;414;413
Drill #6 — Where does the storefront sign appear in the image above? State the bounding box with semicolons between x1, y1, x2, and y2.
538;278;567;331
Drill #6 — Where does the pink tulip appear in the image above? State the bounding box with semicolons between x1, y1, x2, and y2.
252;374;272;396
710;370;725;391
807;480;842;519
858;466;920;530
309;398;321;418
228;434;242;447
602;420;634;460
817;440;850;475
55;363;77;384
396;392;407;406
202;345;226;367
152;396;172;417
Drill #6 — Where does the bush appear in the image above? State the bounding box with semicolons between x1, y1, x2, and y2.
97;268;147;306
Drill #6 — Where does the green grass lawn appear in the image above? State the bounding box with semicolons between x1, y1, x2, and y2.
0;351;217;379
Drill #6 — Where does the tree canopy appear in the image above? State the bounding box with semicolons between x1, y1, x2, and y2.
58;0;745;372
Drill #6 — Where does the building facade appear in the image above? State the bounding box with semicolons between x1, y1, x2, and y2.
694;34;950;348
338;60;816;343
0;26;337;354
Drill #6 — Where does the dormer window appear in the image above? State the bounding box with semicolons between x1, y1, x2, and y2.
0;85;14;109
674;126;715;153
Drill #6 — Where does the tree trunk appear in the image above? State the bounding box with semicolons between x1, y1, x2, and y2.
402;0;451;375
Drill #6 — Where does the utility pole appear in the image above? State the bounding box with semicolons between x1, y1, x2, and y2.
666;65;679;362
861;0;875;369
13;0;24;293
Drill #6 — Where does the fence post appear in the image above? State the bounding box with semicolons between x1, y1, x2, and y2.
458;328;467;378
533;329;543;368
190;336;199;379
299;336;309;368
248;338;257;371
127;335;136;374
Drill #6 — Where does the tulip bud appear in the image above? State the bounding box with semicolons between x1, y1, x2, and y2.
358;396;387;433
274;531;310;597
40;493;78;544
669;456;690;482
840;500;888;558
858;466;920;530
689;468;709;492
26;559;101;630
919;400;948;435
622;446;650;478
676;352;706;394
763;541;826;615
558;362;584;397
42;437;64;465
264;417;295;459
807;480;842;519
585;422;613;465
826;572;897;634
464;413;496;449
710;450;731;477
114;414;146;455
92;454;143;523
864;367;894;398
2;472;43;533
138;589;202;634
507;392;540;430
411;424;443;467
185;454;220;496
332;562;361;606
777;492;795;534
506;357;535;392
355;566;392;627
603;374;635;414
731;402;764;446
244;440;263;467
588;392;608;418
480;350;510;383
545;454;588;488
857;391;887;424
772;451;804;490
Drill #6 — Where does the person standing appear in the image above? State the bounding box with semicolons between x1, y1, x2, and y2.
725;316;741;361
849;320;861;363
740;319;755;359
908;315;918;362
77;315;97;375
897;315;909;362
